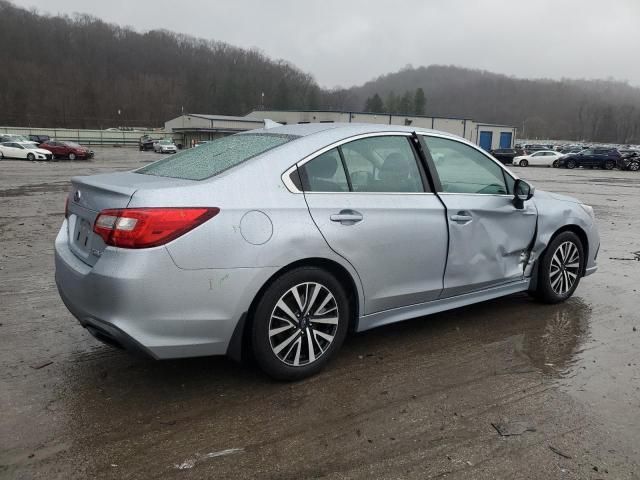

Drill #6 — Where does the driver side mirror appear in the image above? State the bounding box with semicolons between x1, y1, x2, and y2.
513;179;535;209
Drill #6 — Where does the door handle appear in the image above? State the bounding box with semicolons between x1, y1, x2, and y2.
450;212;472;223
330;210;363;224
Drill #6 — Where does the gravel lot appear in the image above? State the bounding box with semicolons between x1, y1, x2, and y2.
1;147;639;479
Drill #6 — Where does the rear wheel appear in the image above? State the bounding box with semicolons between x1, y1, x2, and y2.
534;231;584;304
519;159;529;167
604;159;615;170
566;159;576;169
552;160;559;168
628;161;640;172
251;267;350;380
27;153;35;161
68;152;76;160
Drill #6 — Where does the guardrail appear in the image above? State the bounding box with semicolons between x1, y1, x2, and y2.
0;126;162;146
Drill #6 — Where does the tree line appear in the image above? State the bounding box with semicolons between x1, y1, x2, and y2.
1;1;640;143
363;88;426;115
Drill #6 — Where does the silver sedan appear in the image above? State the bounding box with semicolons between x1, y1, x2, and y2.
55;123;599;380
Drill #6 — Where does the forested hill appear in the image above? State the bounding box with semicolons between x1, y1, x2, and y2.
0;1;322;128
2;1;639;143
345;65;640;143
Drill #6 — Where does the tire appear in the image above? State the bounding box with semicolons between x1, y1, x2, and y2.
251;267;350;380
628;161;640;172
566;159;576;169
552;160;559;168
27;153;35;161
534;231;584;304
519;159;528;167
0;152;3;160
604;160;615;170
68;153;76;160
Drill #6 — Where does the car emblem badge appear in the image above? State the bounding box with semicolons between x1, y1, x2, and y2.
73;190;81;203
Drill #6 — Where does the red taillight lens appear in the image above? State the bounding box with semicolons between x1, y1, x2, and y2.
93;207;219;249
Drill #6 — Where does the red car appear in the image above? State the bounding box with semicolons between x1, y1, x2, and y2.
39;140;94;160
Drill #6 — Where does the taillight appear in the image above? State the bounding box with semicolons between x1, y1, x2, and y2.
93;207;219;249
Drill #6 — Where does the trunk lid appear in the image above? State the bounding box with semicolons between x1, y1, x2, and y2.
65;171;194;266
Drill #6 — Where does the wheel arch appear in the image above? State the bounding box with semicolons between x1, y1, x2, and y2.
529;223;589;292
227;257;362;363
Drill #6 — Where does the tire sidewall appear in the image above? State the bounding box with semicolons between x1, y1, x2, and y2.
520;159;528;167
251;267;350;380
69;153;76;160
537;231;584;303
567;160;576;169
27;153;35;161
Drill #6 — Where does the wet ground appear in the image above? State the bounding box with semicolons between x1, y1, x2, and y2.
1;149;639;479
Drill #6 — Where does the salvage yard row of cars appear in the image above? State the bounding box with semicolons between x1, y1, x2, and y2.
0;133;94;160
491;144;640;171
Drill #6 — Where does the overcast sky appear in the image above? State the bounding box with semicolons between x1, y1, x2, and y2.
12;0;640;88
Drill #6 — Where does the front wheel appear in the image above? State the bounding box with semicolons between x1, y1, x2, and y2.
251;267;350;380
27;153;35;161
566;159;576;169
552;160;559;168
628;161;640;172
534;231;584;304
68;153;76;160
519;159;529;167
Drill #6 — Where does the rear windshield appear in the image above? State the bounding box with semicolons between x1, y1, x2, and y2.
137;133;298;180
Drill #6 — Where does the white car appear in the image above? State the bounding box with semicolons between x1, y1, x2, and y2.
0;142;53;161
513;150;564;167
153;139;177;154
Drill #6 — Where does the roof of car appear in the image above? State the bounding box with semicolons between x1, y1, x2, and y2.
248;122;461;142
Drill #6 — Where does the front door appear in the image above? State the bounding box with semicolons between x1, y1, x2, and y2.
299;133;448;314
421;135;537;297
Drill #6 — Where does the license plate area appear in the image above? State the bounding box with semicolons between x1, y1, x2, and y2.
73;217;93;253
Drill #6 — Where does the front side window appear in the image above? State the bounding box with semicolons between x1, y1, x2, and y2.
423;136;511;195
138;133;297;180
340;136;424;193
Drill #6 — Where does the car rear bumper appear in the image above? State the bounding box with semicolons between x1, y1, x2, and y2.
54;221;277;359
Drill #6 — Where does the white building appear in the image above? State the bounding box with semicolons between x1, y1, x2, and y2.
165;111;517;151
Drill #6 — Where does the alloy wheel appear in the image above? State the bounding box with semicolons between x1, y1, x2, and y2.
549;241;580;295
268;282;339;367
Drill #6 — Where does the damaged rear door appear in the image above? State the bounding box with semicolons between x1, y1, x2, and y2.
420;134;537;298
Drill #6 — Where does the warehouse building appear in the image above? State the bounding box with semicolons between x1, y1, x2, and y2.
164;114;264;148
165;111;516;150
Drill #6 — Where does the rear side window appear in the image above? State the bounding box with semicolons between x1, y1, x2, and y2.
297;136;426;193
298;148;349;192
137;133;297;180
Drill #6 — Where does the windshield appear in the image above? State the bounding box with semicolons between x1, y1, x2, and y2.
18;143;39;149
137;133;298;180
159;140;173;145
63;141;81;148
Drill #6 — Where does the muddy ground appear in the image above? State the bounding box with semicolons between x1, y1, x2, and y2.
0;148;639;479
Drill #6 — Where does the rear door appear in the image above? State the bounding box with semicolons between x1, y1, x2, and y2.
299;133;448;315
421;134;537;297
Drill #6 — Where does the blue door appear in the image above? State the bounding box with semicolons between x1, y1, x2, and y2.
479;131;493;151
499;132;512;149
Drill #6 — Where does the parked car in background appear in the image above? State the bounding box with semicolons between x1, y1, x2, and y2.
194;140;210;147
557;148;621;169
55;123;599;380
28;134;51;144
490;148;525;165
154;139;177;153
39;140;94;160
0;134;38;146
139;134;159;151
523;144;547;152
617;150;640;171
0;142;53;160
513;150;564;167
